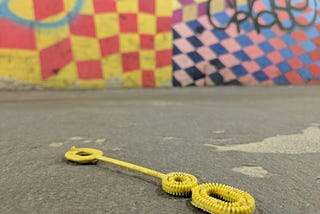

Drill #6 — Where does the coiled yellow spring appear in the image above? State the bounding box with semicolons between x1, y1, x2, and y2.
65;147;255;214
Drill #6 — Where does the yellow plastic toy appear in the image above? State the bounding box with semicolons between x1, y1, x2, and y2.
65;147;255;214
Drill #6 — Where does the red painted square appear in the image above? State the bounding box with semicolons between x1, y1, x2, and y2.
290;44;305;55
140;34;154;49
291;30;308;42
93;0;117;13
0;18;36;50
308;63;320;78
313;37;320;48
309;50;320;61
157;17;172;33
267;52;284;64
156;49;172;68
264;65;281;79
70;15;96;37
269;37;286;50
243;46;264;59
285;71;305;85
100;36;120;56
122;52;140;72
287;57;304;70
77;60;103;79
33;0;64;20
316;23;320;31
40;38;73;79
119;14;138;33
139;0;155;14
142;70;155;87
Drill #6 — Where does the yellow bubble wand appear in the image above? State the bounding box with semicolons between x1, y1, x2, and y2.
65;147;255;214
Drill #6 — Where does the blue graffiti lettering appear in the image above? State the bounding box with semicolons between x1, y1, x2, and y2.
0;0;84;28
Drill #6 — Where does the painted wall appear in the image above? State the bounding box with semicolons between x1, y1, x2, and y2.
0;0;319;89
173;0;320;86
0;0;172;89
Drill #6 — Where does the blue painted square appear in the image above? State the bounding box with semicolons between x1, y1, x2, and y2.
209;72;224;85
186;20;202;33
274;75;290;85
234;50;251;61
280;34;296;45
253;71;269;82
300;40;317;52
259;42;275;53
305;27;319;39
239;20;255;32
277;61;292;73
173;60;180;71
187;36;203;48
299;53;313;65
279;48;294;59
212;29;229;40
260;28;276;39
187;51;204;63
231;65;248;77
210;58;225;69
297;67;313;82
256;56;272;67
235;35;254;47
212;11;230;26
185;66;205;80
173;46;182;55
281;20;294;30
210;43;228;55
173;29;181;40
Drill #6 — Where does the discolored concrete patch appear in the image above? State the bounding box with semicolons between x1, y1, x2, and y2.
205;126;320;154
232;166;269;178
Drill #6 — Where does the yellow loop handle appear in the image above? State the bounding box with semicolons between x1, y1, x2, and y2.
65;147;165;179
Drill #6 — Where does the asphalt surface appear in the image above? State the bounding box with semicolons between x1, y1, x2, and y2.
0;87;319;214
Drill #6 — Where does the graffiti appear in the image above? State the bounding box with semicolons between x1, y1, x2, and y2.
0;0;84;28
207;0;318;33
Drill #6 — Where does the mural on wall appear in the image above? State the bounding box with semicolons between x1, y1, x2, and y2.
0;0;319;89
173;0;320;86
0;0;172;89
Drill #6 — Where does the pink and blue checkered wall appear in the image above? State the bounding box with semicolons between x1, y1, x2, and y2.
172;0;320;86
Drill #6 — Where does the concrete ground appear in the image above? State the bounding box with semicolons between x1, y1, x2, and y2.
0;87;319;214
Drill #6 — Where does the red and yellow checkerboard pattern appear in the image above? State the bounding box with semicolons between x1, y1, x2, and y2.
0;0;172;89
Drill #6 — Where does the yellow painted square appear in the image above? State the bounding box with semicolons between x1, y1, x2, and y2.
183;4;198;22
120;34;140;52
140;51;155;70
35;25;70;50
155;66;172;87
0;49;41;83
78;0;94;14
138;14;156;34
237;0;248;6
41;62;78;89
172;0;182;10
8;0;34;20
117;0;138;13
155;32;172;50
71;36;101;60
94;13;119;38
122;70;142;88
78;80;106;89
208;0;225;13
156;0;172;16
101;54;123;80
194;0;207;3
